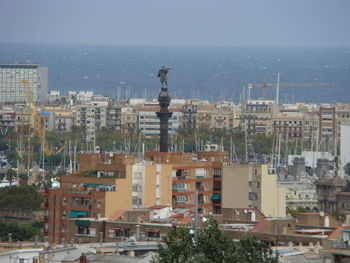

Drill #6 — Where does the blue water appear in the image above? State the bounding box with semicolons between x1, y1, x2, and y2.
1;43;349;103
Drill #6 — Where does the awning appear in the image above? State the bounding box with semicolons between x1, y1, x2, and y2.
211;193;221;200
75;220;91;227
83;183;114;189
70;210;89;218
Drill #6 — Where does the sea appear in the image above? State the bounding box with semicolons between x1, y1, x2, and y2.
1;43;350;103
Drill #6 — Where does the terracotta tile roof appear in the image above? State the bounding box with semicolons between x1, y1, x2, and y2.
168;213;184;220
297;213;321;215
329;226;344;239
149;205;169;210
251;219;269;233
181;214;193;225
108;210;126;221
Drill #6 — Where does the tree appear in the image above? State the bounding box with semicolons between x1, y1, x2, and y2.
6;169;16;185
0;219;42;242
18;172;28;185
5;150;19;165
154;226;194;263
0;185;43;212
152;217;278;263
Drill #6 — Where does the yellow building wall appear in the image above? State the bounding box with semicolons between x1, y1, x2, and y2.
260;165;286;217
160;164;173;207
144;165;156;207
222;165;250;208
104;165;133;218
143;164;173;208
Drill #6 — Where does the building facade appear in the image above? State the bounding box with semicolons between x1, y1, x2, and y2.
222;164;286;217
0;63;48;103
46;153;172;244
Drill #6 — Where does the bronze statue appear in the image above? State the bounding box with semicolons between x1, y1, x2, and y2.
157;66;171;87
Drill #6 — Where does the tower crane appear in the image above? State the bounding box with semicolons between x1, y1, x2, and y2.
247;77;331;102
22;80;52;160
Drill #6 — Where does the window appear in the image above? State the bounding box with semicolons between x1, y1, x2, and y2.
132;198;142;206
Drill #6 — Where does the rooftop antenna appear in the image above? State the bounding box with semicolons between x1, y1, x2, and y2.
276;72;280;105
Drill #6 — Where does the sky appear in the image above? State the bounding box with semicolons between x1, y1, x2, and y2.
0;0;349;47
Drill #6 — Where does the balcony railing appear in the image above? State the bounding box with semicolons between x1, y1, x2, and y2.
72;203;91;209
173;188;187;192
332;240;350;249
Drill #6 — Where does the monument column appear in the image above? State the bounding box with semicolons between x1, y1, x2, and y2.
156;66;173;152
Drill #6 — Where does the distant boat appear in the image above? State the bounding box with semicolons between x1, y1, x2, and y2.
83;76;89;79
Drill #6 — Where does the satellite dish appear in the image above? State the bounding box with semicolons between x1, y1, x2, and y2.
320;211;325;217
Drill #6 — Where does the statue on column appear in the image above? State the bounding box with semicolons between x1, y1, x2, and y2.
157;66;171;88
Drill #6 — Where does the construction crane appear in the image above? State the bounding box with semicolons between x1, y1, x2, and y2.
22;80;52;159
248;76;331;101
55;145;65;154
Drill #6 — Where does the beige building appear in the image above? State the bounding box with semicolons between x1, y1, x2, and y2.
121;106;138;134
43;106;75;132
46;153;173;243
302;110;319;140
222;164;286;217
210;108;236;130
240;99;277;136
75;105;108;141
272;112;304;140
196;104;214;128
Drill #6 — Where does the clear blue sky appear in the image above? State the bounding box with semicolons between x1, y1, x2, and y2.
0;0;349;47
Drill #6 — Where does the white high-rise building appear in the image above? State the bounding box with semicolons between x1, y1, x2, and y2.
0;63;48;103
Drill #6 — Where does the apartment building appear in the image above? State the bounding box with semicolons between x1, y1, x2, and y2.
144;151;225;214
137;105;181;137
0;63;48;103
303;111;319;140
222;164;286;217
335;103;350;139
0;107;16;128
120;106;137;134
240;99;277;136
272;112;304;140
181;103;197;129
14;107;32;129
75;105;107;142
210;108;236;130
319;105;336;143
106;106;121;131
44;106;75;133
196;104;214;128
46;153;172;244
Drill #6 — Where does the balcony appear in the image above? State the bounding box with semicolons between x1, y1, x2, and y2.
332;240;350;249
174;201;191;206
173;188;187;192
72;203;92;209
